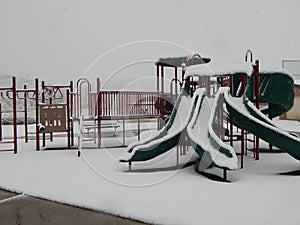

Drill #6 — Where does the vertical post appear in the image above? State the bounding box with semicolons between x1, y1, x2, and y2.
49;85;53;142
12;77;18;154
181;65;185;83
174;67;178;99
35;78;40;151
97;92;101;148
70;81;74;147
24;85;28;143
187;76;190;96
67;89;71;149
229;76;233;147
122;120;125;146
241;128;244;169
137;118;140;141
170;81;173;105
41;81;46;147
198;76;203;88
254;60;260;160
223;169;227;181
156;64;160;93
254;60;260;109
161;65;165;124
240;74;246;168
206;76;211;97
0;103;2;142
97;78;101;93
245;131;248;156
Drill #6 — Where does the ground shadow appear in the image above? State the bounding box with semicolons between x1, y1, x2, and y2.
125;160;198;173
278;169;300;176
196;168;231;183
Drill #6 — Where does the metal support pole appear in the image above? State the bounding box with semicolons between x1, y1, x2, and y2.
24;85;28;143
206;76;211;97
137;118;140;141
161;65;165;124
97;92;101;148
229;76;233;147
35;78;40;151
254;60;260;160
67;89;71;149
223;169;227;181
156;65;161;129
12;77;17;154
0;103;2;142
41;81;46;147
156;65;160;93
123;120;125;146
174;67;178;99
70;81;74;146
240;74;246;168
241;129;244;169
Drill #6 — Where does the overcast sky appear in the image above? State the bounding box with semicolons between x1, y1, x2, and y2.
1;0;300;87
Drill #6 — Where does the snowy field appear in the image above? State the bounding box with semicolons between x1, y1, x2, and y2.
0;121;300;225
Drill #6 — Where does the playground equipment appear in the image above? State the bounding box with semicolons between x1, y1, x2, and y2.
187;87;238;170
36;81;74;150
1;49;300;182
0;77;76;152
97;90;161;148
280;60;300;121
120;51;300;178
120;61;253;170
0;77;17;153
15;84;37;143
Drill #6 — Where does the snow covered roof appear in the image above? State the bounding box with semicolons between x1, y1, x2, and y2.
259;68;294;80
156;56;211;67
184;62;253;78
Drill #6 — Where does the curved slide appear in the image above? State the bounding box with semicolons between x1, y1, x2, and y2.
187;87;238;170
225;90;300;160
245;70;294;118
120;82;202;162
120;85;239;170
120;62;300;170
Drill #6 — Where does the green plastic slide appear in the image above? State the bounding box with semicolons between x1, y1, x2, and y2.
225;90;300;160
120;81;199;162
187;87;238;170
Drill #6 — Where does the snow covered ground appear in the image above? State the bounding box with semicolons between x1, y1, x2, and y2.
0;121;300;225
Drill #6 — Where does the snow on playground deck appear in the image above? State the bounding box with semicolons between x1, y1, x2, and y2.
1;122;300;225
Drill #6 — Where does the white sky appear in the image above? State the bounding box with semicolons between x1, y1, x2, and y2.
0;0;300;86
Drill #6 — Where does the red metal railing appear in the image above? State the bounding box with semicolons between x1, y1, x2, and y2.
98;91;160;119
97;90;160;148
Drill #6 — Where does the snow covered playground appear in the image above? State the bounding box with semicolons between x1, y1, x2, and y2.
1;50;300;225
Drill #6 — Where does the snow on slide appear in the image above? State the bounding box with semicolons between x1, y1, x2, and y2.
119;83;202;162
224;91;300;160
187;87;238;170
243;97;299;138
